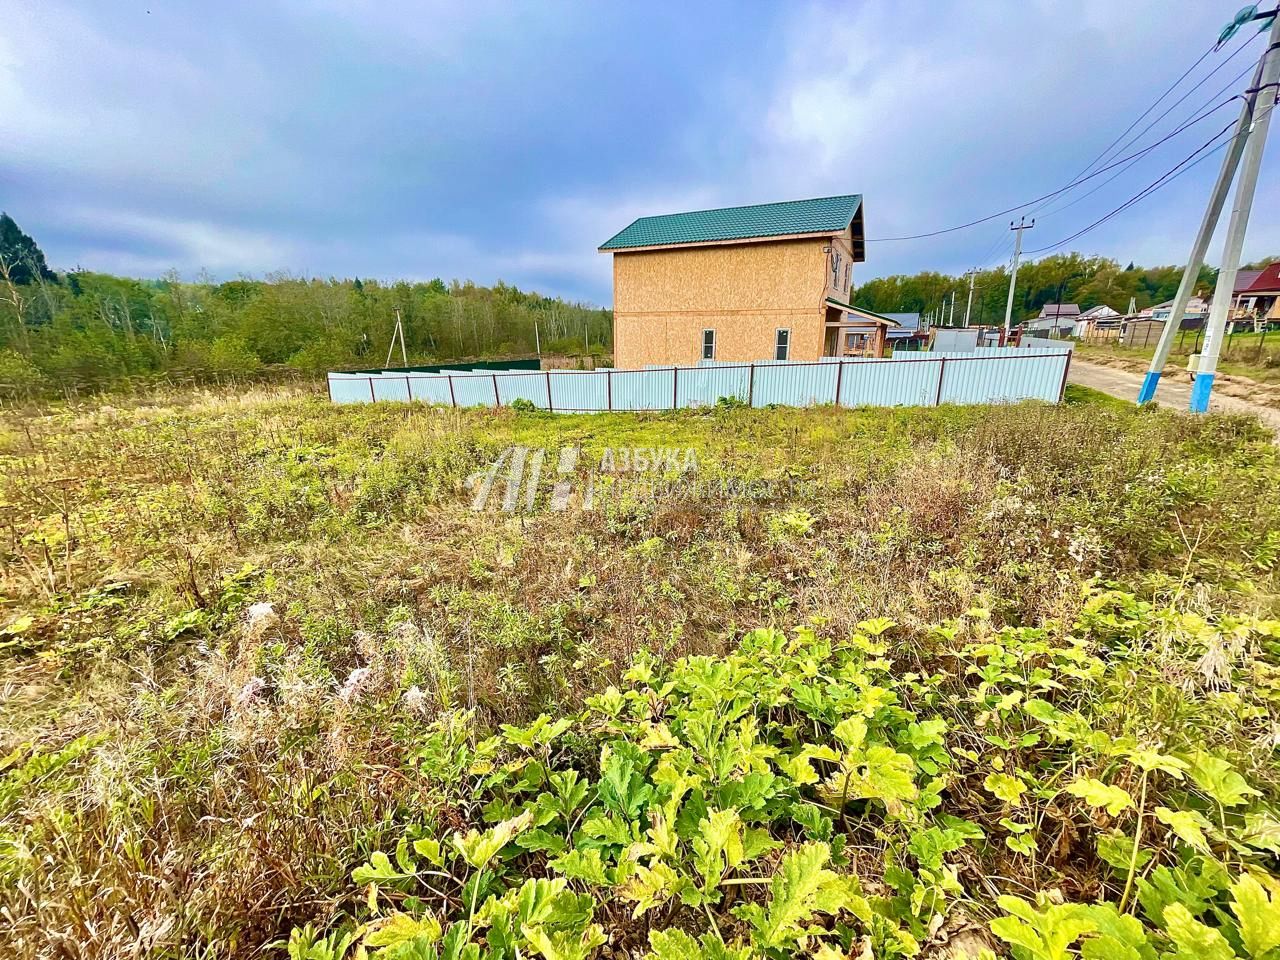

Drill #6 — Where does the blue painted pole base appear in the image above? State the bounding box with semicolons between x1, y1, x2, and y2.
1136;370;1161;404
1189;372;1216;413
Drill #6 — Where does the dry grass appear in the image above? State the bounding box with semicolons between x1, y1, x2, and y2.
1;388;1277;957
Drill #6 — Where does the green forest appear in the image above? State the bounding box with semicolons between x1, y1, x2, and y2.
0;214;611;397
3;211;1276;397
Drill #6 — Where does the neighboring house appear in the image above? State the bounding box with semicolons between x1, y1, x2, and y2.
1234;269;1263;296
1149;295;1208;326
1230;262;1280;325
1074;304;1120;338
1026;303;1080;336
1077;305;1118;320
1073;305;1115;339
599;194;897;367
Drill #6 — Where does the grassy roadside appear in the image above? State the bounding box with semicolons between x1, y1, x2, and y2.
2;389;1279;958
1076;335;1280;386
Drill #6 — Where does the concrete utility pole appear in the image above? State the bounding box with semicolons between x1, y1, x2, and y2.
1003;216;1034;338
386;308;408;366
1191;13;1280;412
1139;10;1280;406
948;291;956;326
963;271;976;327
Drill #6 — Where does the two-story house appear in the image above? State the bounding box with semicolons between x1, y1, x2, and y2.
599;194;897;368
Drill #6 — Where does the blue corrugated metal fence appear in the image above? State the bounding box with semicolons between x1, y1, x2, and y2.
327;347;1071;410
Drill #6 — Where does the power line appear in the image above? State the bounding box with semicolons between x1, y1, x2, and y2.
985;234;1017;271
1023;103;1267;256
1034;55;1260;222
865;95;1241;242
973;225;1014;270
1026;133;1233;255
868;26;1269;245
1087;33;1258;174
1030;29;1258;215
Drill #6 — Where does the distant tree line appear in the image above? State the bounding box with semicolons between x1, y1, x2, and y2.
0;212;612;397
853;251;1279;325
6;210;1278;396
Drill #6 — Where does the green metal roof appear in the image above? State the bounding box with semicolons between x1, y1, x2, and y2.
600;194;863;251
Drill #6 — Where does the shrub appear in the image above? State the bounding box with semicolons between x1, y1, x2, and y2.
0;349;45;397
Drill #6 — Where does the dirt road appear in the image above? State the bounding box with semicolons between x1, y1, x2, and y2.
1067;358;1280;431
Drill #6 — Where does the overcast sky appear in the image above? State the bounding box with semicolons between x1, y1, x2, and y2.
3;0;1278;305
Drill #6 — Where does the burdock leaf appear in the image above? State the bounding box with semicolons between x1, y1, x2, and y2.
984;771;1027;806
1230;874;1280;959
1153;807;1211;852
452;810;533;868
1065;778;1133;817
749;842;862;949
1186;752;1260;808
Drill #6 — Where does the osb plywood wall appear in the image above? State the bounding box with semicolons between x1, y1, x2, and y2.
614;310;825;368
825;234;855;301
612;237;834;368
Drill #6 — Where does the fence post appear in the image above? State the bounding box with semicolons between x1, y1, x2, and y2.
447;374;457;407
606;369;612;411
405;375;413;402
747;363;755;407
368;377;375;402
326;375;333;402
493;374;501;407
672;366;678;410
933;358;946;406
834;360;844;407
546;371;554;412
1057;351;1072;403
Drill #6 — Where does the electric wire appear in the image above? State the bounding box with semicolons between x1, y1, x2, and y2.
1034;57;1258;222
1027;30;1259;220
864;96;1240;242
1023;99;1272;256
865;24;1271;244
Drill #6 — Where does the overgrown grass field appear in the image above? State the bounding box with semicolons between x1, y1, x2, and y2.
2;387;1280;959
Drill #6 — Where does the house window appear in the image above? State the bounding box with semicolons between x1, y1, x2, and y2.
774;328;790;361
831;252;841;289
844;263;852;290
702;328;716;361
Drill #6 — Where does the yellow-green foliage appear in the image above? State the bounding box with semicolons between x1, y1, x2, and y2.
1;387;1279;958
327;605;1280;960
